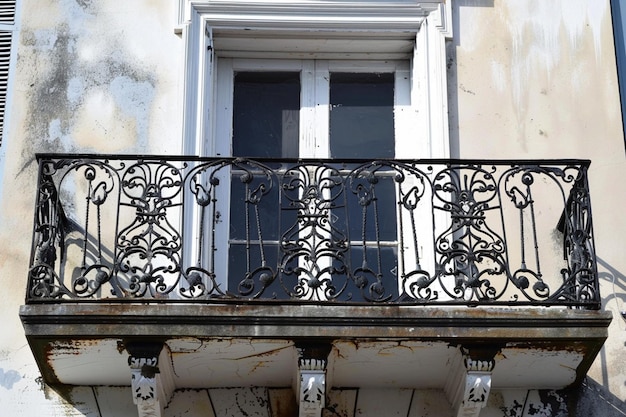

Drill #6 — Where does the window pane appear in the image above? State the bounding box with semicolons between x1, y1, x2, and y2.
233;72;300;158
330;73;395;159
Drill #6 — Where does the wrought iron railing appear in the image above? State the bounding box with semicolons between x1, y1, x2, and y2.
26;155;599;308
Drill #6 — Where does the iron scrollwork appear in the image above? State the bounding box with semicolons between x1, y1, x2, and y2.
26;156;600;308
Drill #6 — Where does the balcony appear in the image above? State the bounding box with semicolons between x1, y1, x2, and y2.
20;155;611;416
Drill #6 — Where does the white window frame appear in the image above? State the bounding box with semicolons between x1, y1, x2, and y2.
179;0;452;159
215;58;410;159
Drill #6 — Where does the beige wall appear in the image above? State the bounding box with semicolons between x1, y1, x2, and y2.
0;0;625;414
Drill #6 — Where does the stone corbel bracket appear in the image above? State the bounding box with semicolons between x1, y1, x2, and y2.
295;342;332;417
126;341;175;417
445;349;496;417
299;358;326;417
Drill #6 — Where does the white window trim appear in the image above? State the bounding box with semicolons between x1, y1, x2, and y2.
179;0;452;159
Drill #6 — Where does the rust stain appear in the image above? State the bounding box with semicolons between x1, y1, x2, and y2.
42;342;62;384
249;361;268;374
268;388;297;417
39;342;75;400
333;345;347;360
50;339;102;350
505;341;588;354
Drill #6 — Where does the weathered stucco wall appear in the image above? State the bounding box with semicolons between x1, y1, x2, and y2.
0;0;625;415
0;0;183;414
449;0;621;159
449;0;626;410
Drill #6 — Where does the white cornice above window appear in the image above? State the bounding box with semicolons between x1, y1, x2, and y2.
179;0;445;32
212;30;416;59
178;0;448;58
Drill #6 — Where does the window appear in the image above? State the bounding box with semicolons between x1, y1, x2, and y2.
228;69;396;159
180;0;451;159
179;0;451;298
329;72;395;158
209;57;418;299
214;59;409;158
232;71;300;158
213;59;406;297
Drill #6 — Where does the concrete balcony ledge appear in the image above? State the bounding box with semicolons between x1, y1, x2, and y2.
20;304;611;393
20;303;611;340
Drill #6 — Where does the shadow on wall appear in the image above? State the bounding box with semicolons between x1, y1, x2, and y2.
597;256;626;321
596;256;626;393
524;255;626;416
609;0;626;155
575;377;626;417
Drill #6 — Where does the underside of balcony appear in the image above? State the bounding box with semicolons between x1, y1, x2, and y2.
20;303;610;394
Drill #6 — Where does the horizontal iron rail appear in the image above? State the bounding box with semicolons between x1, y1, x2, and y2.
34;152;592;167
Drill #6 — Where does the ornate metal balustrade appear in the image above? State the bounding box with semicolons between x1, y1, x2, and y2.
26;155;599;308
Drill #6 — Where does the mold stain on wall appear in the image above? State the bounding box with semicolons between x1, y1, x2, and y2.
19;0;158;168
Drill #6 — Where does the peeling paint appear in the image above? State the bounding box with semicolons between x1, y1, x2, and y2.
527;390;568;417
0;368;21;390
500;398;524;417
210;387;270;417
